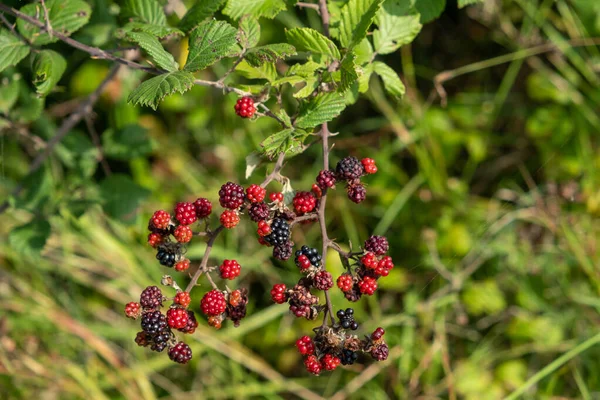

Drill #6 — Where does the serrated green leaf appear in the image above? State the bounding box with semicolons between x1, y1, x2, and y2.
128;71;195;110
354;37;374;65
293;79;318;98
374;1;422;54
414;0;445;23
373;61;405;98
120;22;183;38
0;30;30;74
295;93;346;128
261;128;308;158
17;0;91;45
238;15;261;49
99;174;150;222
458;0;484;8
285;28;340;59
339;52;358;92
179;0;226;32
184;20;238;72
31;50;67;96
9;220;51;257
287;60;323;77
223;0;287;20
338;0;385;49
126;31;178;72
272;75;305;87
358;63;373;93
235;60;277;82
0;71;21;113
122;0;165;25
244;44;296;67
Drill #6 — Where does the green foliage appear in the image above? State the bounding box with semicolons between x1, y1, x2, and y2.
121;0;182;37
8;220;52;258
238;15;261;49
295;93;347;129
414;0;445;23
102;125;155;160
184;20;238;72
374;1;422;54
223;0;287;20
244;44;296;67
235;60;277;82
99;174;150;221
285;28;340;59
261;128;308;158
17;0;91;45
337;0;385;49
127;71;195;109
31;50;67;96
372;61;405;98
458;0;485;8
0;30;30;74
179;0;226;32
126;31;179;72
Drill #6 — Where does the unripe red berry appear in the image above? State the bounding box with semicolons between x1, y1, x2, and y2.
361;252;378;269
295;254;312;271
174;291;191;307
201;290;227;316
151;210;171;229
358;276;378;295
270;283;288;304
295;336;315;355
361;158;378;174
167;307;189;329
293;191;317;214
220;210;240;229
321;353;341;371
304;355;322;375
175;258;190;272
311;184;322;199
174;202;197;225
219;259;241;280
371;327;385;340
125;302;141;319
375;256;394;276
269;192;283;202
337;274;354;292
193;198;212;219
257;220;271;236
246;184;266;203
208;315;223;329
174;225;193;243
234;96;256;118
229;289;243;307
148;232;163;248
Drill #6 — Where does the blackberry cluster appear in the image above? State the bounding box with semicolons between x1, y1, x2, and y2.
156;245;177;267
316;170;336;189
226;288;248;327
337;308;359;330
140;286;164;310
335;157;364;181
364;235;389;255
177;310;198;334
141;310;168;335
347;183;366;204
288;283;319;318
169;342;193;364
313;270;333;290
219;182;245;210
248;202;269;222
340;348;358;365
264;218;290;246
295;246;322;268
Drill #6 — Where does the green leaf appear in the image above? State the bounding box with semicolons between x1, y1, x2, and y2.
338;0;385;49
458;0;484;8
179;0;226;32
295;93;347;129
244;44;296;67
373;61;405;98
0;71;21;113
235;60;277;82
184;20;238;72
122;0;166;25
31;50;67;96
414;0;445;23
128;71;195;110
285;28;340;59
238;15;261;49
358;63;373;93
17;0;91;45
99;174;150;222
10;81;44;123
126;31;178;72
339;52;358;92
293;79;318;98
374;1;422;54
287;60;323;78
354;37;374;65
261;128;308;158
55;130;99;179
120;22;183;38
102;124;155;160
0;30;30;74
9;220;51;257
223;0;287;20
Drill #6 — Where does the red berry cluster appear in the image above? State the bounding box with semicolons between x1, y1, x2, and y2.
234;96;256;118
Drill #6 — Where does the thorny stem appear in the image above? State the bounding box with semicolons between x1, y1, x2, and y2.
184;225;225;293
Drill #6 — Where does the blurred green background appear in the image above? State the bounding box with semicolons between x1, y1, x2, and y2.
2;0;600;399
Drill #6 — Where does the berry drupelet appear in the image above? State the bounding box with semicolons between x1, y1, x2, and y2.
358;276;378;295
140;286;164;310
175;259;190;272
234;97;256;118
125;302;141;319
193;197;212;219
201;290;227;316
219;182;245;209
174;225;193;243
336;156;365;181
296;336;315;355
336;274;354;292
304;355;322;375
364;235;389;255
219;259;241;280
174;202;197;225
147;232;163;248
169;342;193;364
178;310;198;334
151;210;171;230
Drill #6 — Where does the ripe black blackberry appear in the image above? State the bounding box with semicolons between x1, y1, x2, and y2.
156;246;177;267
336;157;364;181
140;286;164;310
295;245;322;267
248;202;270;222
150;328;172;352
364;235;389;255
264;218;290;246
169;342;193;364
337;308;359;330
347;183;366;203
219;182;245;209
273;240;293;261
227;301;248;327
141;310;168;335
340;348;358;365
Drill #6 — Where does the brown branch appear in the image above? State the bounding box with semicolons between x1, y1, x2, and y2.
0;64;121;214
318;0;330;37
296;2;320;12
260;152;286;188
39;0;52;39
184;225;225;293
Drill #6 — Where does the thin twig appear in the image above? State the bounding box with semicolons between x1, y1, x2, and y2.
296;2;321;12
184;226;225;293
260;152;286;188
0;64;121;214
39;0;52;39
318;0;330;37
